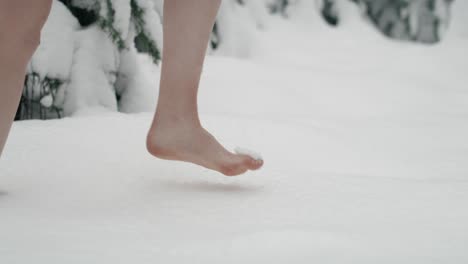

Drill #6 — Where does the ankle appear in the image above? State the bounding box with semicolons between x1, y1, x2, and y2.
152;110;201;130
147;113;200;150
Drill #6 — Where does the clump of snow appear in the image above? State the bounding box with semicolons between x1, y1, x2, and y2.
116;44;159;113
39;94;54;108
100;0;132;40
29;0;79;80
135;0;164;51
64;25;120;116
286;0;328;27
447;0;468;39
149;0;163;17
70;0;99;10
234;147;263;161
433;0;452;39
214;0;261;58
244;0;271;30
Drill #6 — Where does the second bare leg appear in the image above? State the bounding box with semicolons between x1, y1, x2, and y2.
0;0;53;157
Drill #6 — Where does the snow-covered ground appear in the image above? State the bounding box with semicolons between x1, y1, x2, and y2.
2;11;468;263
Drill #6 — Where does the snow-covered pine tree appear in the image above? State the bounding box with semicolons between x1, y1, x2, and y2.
211;0;271;57
16;1;80;120
131;0;162;64
17;0;163;120
319;0;340;26
447;0;468;39
270;0;452;44
353;0;453;43
61;0;162;63
268;0;290;17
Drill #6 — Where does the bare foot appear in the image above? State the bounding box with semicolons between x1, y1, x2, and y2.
146;119;263;176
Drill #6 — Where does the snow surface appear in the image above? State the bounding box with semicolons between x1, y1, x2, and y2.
1;12;468;264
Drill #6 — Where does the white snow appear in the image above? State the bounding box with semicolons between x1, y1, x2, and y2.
214;0;261;58
234;147;263;161
135;0;164;51
100;0;132;40
26;1;79;104
28;0;79;81
64;25;120;116
115;0;162;114
448;0;468;39
2;8;468;264
116;48;160;113
39;94;54;108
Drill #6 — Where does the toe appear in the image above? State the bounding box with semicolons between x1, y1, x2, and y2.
249;158;264;170
240;155;263;171
218;154;254;176
219;163;248;176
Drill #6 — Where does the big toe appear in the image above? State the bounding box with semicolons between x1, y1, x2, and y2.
219;162;248;176
243;155;264;170
218;154;255;176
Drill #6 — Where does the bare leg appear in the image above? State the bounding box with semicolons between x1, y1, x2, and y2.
147;0;263;176
0;0;53;157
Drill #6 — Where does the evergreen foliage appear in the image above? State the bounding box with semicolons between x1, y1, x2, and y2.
58;0;161;62
354;0;453;43
17;0;162;120
98;0;126;50
16;74;64;120
268;0;290;17
131;0;161;64
321;0;340;26
58;0;99;26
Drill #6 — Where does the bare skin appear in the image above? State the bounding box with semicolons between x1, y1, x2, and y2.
146;0;263;176
0;0;263;176
0;0;53;157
